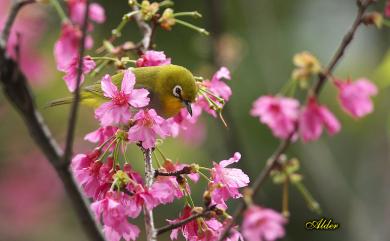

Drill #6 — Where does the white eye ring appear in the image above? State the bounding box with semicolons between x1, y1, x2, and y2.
173;85;183;98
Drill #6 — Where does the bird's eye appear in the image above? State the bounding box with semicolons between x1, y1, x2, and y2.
173;85;183;98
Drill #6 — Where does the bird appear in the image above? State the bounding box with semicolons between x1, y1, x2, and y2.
49;64;198;118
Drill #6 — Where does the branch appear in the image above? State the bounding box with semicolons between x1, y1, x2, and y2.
313;0;372;95
63;0;90;164
154;166;192;177
0;2;105;241
131;6;156;240
217;0;374;240
132;5;152;51
156;209;213;236
142;148;157;241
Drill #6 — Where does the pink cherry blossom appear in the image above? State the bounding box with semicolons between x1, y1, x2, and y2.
127;109;170;149
71;151;116;200
299;97;341;142
196;96;219;117
91;191;140;241
97;157;119;198
168;116;206;146
169;105;202;136
334;78;377;118
213;66;231;81
54;23;93;71
84;126;118;146
124;183;157;218
16;52;50;85
211;152;250;207
95;70;150;126
196;67;232;117
202;219;224;241
123;164;144;185
68;0;106;25
209;66;232;100
168;206;195;240
0;0;49;84
150;167;185;205
386;0;390;17
242;205;286;241
136;50;171;67
54;0;104;71
225;226;244;241
169;206;222;241
62;55;96;92
150;181;177;205
167;104;205;145
151;161;198;205
251;96;300;139
179;121;206;146
71;150;105;199
89;3;106;23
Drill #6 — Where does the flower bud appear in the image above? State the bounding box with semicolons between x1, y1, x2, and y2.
159;8;176;30
242;187;254;206
208;210;217;218
113;170;131;186
115;129;127;140
141;0;159;21
293;52;321;73
203;190;212;207
163;158;174;166
190;164;200;173
87;148;101;160
176;175;187;187
292;51;321;87
362;12;383;28
192;206;204;214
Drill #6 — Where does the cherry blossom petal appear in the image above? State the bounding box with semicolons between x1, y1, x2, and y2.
101;74;118;98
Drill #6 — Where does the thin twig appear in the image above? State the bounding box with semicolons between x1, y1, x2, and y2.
314;0;371;95
156;209;212;235
0;1;105;241
63;1;90;164
154;166;192;177
217;1;374;240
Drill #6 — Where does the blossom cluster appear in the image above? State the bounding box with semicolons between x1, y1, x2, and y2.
251;52;378;142
61;46;285;241
54;0;105;91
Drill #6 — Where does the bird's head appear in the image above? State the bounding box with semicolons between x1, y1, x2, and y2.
157;65;198;118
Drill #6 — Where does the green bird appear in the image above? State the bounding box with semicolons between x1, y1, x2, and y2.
50;64;198;118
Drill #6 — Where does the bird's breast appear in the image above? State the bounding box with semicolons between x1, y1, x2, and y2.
160;96;183;118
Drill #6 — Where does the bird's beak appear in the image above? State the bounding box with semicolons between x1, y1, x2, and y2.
184;101;192;116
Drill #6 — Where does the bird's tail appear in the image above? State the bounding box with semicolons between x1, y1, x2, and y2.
46;96;75;108
46;91;104;108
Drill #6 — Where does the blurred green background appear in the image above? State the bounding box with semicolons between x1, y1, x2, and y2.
1;0;390;241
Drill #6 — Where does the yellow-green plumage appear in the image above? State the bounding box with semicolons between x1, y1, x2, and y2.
49;65;198;118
